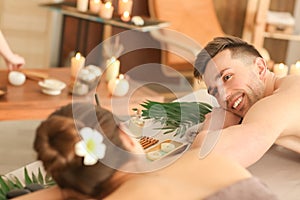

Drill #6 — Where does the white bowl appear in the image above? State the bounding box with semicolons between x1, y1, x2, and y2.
38;79;66;96
38;79;66;91
41;89;62;96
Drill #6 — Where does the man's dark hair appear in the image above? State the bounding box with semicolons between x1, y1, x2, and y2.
194;36;262;79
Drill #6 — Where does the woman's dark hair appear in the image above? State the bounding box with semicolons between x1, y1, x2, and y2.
34;103;130;199
194;36;262;79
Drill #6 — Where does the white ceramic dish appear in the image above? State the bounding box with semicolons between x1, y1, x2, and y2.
41;89;62;96
38;79;66;91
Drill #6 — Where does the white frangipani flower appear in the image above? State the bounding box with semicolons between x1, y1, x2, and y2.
75;127;106;166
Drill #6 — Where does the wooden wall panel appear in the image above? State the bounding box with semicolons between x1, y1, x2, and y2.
0;0;56;69
264;0;296;63
213;0;248;37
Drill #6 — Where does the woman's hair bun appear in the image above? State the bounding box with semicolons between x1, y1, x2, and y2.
34;115;83;173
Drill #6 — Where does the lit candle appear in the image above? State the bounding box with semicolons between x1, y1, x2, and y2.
77;0;89;12
289;61;300;75
106;57;120;82
99;2;114;19
121;11;131;22
118;0;133;16
71;52;86;79
108;74;129;97
273;63;288;77
89;0;102;13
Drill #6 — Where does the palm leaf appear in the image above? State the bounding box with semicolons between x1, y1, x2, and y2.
136;100;212;137
0;167;56;199
37;168;44;185
24;168;32;185
0;177;9;194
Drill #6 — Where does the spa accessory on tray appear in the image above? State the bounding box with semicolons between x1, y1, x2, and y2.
139;136;159;149
145;139;185;161
38;79;66;96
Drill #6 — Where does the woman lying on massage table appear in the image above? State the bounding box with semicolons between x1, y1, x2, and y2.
14;103;278;200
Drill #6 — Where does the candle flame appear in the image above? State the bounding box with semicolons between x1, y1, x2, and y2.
279;63;285;69
75;52;81;60
105;2;112;8
296;61;300;68
123;0;129;3
94;0;100;3
119;74;124;79
123;11;130;17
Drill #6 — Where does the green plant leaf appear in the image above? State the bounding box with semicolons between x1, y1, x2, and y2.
31;172;38;184
10;175;24;189
24;168;33;185
38;168;44;185
0;176;9;194
0;192;6;200
0;167;56;198
135;100;212;137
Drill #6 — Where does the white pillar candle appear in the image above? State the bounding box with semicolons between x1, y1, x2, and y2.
289;61;300;75
77;0;89;12
108;74;129;97
118;0;133;16
273;63;288;77
121;11;131;22
99;2;114;19
89;0;102;13
71;52;86;79
106;57;120;82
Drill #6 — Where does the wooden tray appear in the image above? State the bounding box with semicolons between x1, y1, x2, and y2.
145;139;186;161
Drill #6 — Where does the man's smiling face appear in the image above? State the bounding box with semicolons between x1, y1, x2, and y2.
203;49;265;117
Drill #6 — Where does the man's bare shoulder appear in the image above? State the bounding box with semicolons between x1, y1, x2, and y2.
244;75;300;136
275;75;300;94
243;76;299;127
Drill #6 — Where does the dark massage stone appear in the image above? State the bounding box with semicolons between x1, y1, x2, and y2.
25;183;45;192
6;188;31;199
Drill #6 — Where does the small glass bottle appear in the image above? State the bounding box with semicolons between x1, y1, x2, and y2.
128;110;145;138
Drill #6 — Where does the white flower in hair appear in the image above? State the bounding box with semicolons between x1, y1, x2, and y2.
75;127;106;166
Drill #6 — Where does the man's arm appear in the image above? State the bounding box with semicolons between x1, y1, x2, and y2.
193;95;286;167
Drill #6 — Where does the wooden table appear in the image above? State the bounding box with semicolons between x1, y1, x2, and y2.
0;68;163;121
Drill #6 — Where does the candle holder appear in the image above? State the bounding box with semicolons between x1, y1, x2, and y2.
118;0;133;16
103;36;124;82
108;74;129;97
71;52;86;79
106;57;120;82
273;63;288;77
121;11;131;22
289;61;300;75
99;2;114;19
89;0;102;13
77;0;89;12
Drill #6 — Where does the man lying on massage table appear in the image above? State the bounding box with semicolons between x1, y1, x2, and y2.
192;36;300;167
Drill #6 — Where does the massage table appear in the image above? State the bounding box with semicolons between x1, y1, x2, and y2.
179;89;300;200
3;89;300;200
